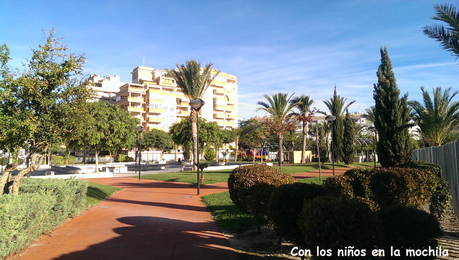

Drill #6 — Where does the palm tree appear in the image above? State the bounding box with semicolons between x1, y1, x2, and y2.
409;87;459;146
257;93;296;170
323;86;356;117
423;4;459;59
290;94;314;163
165;60;219;173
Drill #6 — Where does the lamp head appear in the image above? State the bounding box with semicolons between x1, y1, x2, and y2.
325;115;337;122
136;126;145;133
189;98;205;111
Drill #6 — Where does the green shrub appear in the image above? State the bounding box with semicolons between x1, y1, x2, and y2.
323;175;354;198
378;204;443;260
407;161;453;219
370;167;437;209
268;183;328;246
204;148;216;161
343;167;373;198
117;154;134;162
228;164;295;227
198;161;210;171
52;155;76;165
20;178;88;226
0;157;24;166
298;196;381;260
0;192;56;258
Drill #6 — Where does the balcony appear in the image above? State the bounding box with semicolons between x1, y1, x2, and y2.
176;101;189;107
216;121;236;127
147;126;164;131
214;105;226;111
226;106;235;111
146;107;164;113
177;110;190;116
146;117;164;123
149;98;164;103
126;106;144;112
127;86;145;93
214;113;226;119
228;99;236;104
213;88;227;95
127;97;144;103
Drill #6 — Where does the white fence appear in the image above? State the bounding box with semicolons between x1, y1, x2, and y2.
411;141;459;218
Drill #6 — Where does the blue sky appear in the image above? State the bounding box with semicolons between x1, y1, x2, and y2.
1;0;458;120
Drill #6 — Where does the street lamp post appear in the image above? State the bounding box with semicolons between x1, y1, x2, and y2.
314;120;322;181
368;126;376;168
189;98;205;195
325;115;337;176
136;126;145;180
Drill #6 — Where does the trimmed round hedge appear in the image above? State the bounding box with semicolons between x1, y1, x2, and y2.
269;183;328;246
378;204;442;260
228;164;295;227
298;196;381;260
370;167;437;209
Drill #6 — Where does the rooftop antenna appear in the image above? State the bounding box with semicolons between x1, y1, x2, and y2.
143;56;146;67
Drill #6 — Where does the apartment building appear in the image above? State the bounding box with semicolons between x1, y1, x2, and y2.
88;74;125;104
115;66;238;132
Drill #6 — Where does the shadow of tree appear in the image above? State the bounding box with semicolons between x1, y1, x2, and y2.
52;216;238;260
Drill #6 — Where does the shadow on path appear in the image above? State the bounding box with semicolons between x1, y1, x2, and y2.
51;216;237;260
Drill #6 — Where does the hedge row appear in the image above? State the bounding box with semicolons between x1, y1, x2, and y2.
0;178;88;259
228;164;443;259
324;166;438;210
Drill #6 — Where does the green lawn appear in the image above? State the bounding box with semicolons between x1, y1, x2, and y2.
201;191;255;233
273;161;378;174
139;162;378;184
140;169;233;185
85;181;122;208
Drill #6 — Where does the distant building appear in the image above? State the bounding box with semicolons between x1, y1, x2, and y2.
115;66;238;132
88;74;125;104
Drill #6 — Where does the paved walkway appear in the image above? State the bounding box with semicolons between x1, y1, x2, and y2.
10;178;239;260
9;167;350;260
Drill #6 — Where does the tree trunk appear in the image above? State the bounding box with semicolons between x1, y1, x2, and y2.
301;122;308;163
0;162;18;195
64;146;71;165
235;136;239;162
83;146;87;165
109;150;113;163
260;146;264;163
175;144;178;161
10;145;48;195
190;110;198;171
94;147;99;173
278;133;284;170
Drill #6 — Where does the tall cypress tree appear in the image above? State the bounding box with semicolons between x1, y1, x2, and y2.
343;110;355;165
373;47;412;167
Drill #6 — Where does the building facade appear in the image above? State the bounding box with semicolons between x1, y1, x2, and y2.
115;66;238;132
88;74;126;104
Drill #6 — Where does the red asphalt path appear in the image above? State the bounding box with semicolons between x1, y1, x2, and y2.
9;168;348;260
10;178;239;260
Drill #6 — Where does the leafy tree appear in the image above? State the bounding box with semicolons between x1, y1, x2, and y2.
257;93;296;170
238;118;270;163
343;110;356;165
0;29;88;194
423;4;459;59
290;94;314;163
323;87;355;163
373;47;412;167
165;60;219;170
143;129;174;161
409;87;459;146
